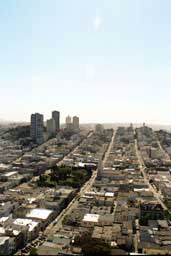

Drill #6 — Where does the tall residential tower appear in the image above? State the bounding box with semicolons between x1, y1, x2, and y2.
66;115;72;125
47;118;56;137
30;113;44;144
52;111;60;131
73;116;79;130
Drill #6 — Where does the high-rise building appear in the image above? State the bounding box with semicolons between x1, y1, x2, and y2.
47;118;56;137
52;111;60;131
65;115;73;131
73;116;79;130
66;115;72;125
30;113;44;144
95;124;104;134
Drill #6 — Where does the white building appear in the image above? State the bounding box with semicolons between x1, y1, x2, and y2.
26;208;54;228
13;218;40;241
82;213;100;227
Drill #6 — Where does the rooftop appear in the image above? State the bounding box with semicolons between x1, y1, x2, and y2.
0;236;9;245
105;192;114;197
83;213;100;223
14;218;39;231
26;208;53;220
4;171;18;177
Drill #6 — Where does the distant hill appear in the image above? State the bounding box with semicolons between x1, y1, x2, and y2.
0;119;10;124
80;123;171;131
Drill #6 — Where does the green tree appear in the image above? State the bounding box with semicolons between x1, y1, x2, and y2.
29;247;38;256
82;240;111;256
75;233;111;256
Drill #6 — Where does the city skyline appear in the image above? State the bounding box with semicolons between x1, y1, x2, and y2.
1;0;171;124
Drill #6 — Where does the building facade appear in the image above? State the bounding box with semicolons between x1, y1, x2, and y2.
30;113;44;144
73;116;79;131
95;124;104;134
52;111;60;131
46;118;56;137
66;115;72;125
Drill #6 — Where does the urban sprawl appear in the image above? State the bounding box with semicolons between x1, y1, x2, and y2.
0;112;171;255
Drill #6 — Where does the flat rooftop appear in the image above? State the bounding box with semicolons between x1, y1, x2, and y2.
14;218;39;231
83;213;100;223
26;208;53;220
4;171;18;177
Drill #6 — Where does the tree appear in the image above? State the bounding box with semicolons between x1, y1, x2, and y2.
29;248;38;256
82;240;111;256
74;233;111;256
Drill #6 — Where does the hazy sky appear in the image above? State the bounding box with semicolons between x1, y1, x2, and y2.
1;0;171;124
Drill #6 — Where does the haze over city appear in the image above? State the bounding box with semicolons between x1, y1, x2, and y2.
0;0;171;123
2;2;171;255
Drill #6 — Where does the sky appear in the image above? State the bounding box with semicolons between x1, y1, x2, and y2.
0;0;171;124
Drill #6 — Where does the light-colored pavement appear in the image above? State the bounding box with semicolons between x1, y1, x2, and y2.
102;129;116;166
134;136;169;253
134;227;140;254
155;133;171;161
135;139;168;211
113;201;117;220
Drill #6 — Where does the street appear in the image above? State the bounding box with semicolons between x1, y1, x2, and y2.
135;139;168;211
44;129;116;236
16;130;94;255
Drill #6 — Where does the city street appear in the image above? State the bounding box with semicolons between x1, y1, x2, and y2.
44;129;116;236
135;139;168;211
16;130;94;255
57;130;93;166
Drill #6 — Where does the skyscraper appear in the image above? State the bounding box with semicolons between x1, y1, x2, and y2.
30;113;44;144
73;116;79;130
95;124;104;134
66;115;72;125
47;118;56;137
52;111;60;131
65;115;73;131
